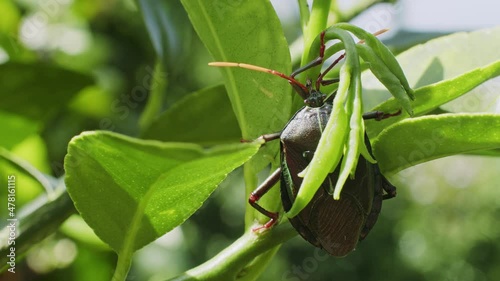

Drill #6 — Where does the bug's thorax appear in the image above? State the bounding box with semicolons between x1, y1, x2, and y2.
281;87;329;151
280;101;331;153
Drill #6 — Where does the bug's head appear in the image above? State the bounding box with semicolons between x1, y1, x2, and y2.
305;89;326;108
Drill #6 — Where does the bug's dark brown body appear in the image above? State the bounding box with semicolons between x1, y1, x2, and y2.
279;103;389;256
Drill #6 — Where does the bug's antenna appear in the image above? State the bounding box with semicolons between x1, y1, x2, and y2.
209;62;309;100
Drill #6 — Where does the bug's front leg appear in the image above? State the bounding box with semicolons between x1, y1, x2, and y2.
241;132;281;144
290;31;326;79
362;110;402;121
249;168;282;231
381;177;397;199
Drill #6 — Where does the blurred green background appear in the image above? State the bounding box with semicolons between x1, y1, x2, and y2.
0;0;499;280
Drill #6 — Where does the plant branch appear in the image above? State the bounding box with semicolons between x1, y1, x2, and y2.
0;148;58;196
168;223;297;281
112;252;132;281
0;187;75;272
299;0;332;86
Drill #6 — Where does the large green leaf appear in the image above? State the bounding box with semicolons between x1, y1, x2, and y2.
0;62;93;121
372;114;500;175
64;131;260;253
142;85;240;145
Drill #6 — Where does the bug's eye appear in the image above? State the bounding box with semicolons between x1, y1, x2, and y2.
302;151;314;161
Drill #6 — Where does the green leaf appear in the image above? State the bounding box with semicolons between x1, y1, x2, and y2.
137;0;192;72
0;62;93;121
141;85;240;145
60;215;110;250
64;131;260;253
366;60;500;137
372;114;500;176
139;61;168;132
336;23;414;100
363;26;500;113
356;44;413;115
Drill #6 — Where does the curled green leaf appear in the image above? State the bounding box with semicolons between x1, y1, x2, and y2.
333;76;362;199
336;23;414;100
289;28;359;216
357;44;414;115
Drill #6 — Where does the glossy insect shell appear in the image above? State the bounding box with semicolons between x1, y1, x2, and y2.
279;102;381;257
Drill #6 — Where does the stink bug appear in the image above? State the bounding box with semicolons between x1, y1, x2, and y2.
210;32;398;257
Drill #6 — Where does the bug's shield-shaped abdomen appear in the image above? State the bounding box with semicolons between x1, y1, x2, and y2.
281;157;372;256
309;185;368;256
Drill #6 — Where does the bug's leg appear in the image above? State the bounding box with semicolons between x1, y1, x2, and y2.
289;31;342;91
319;78;340;86
258;132;281;142
289;30;344;91
249;168;282;231
362;109;402;121
290;31;326;78
359;164;394;241
372;159;397;200
381;177;397;200
241;132;281;144
315;54;346;90
362;109;399;200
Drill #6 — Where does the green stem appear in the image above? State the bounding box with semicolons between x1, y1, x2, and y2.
236;246;281;281
300;0;332;69
296;0;310;34
168;223;297;281
0;148;57;196
112;252;132;281
139;60;168;133
243;162;258;229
